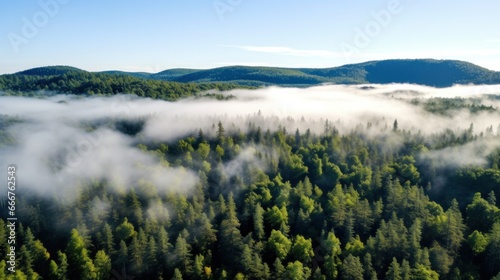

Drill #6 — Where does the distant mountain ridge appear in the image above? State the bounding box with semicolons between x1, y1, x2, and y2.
9;59;500;88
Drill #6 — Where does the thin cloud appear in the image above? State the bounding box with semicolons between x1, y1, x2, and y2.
3;84;500;201
349;49;500;59
221;45;344;58
213;62;273;67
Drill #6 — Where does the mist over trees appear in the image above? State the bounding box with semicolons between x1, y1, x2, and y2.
1;84;500;279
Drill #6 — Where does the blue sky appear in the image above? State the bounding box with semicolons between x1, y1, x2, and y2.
1;0;500;74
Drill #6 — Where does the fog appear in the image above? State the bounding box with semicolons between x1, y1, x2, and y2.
1;83;500;200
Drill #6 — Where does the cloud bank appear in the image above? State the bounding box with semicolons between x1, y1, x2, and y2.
1;83;500;200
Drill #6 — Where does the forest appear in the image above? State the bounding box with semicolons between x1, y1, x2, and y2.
2;59;500;93
1;84;500;280
0;68;249;101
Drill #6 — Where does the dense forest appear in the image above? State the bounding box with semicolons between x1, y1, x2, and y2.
3;59;500;93
1;85;500;280
166;59;500;87
0;67;249;101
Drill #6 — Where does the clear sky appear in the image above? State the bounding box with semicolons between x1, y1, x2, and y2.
1;0;500;74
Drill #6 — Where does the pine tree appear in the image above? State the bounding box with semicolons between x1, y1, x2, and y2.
468;230;488;255
218;193;244;269
284;260;311;280
363;253;377;280
0;260;5;280
400;259;411;280
488;191;497;205
49;260;60;280
323;231;342;279
156;226;171;269
487;222;500;277
171;268;183;280
429;242;453;276
145;236;158;277
291;235;314;264
18;245;34;277
408;219;422;265
174;235;193;275
217;121;225;144
115;240;128;271
340;254;364;280
129;236;144;275
66;229;96;280
385;258;402;280
94;250;111;280
97;223;115;255
193;254;205;279
116;218;136;241
444;199;465;254
267;230;292;260
253;203;265;240
273;258;285;279
48;251;69;280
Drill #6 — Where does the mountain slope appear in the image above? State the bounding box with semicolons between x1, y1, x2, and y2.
99;70;152;79
360;59;498;87
17;65;86;76
151;69;200;80
161;59;500;87
0;69;252;100
5;59;500;90
170;66;330;85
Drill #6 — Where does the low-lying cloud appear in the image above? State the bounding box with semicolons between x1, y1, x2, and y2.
1;83;500;200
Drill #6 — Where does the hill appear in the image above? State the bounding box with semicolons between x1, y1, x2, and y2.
16;65;86;76
151;68;200;80
93;59;500;87
163;59;500;87
0;68;251;100
2;60;500;97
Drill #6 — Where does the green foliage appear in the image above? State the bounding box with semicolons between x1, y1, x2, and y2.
115;218;136;241
0;69;250;100
88;59;500;87
385;258;402;280
284;261;311;280
93;251;111;280
3;107;500;279
66;229;96;280
267;230;292;260
290;235;314;263
486;222;500;277
340;254;364;280
468;230;488;255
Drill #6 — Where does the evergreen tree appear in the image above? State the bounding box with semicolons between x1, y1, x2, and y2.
486;222;500;277
253;203;265;240
94;250;111;280
340;254;364;280
363;253;377;280
267;229;292;260
174;235;193;275
385;258;402;280
66;229;96;280
217;193;244;269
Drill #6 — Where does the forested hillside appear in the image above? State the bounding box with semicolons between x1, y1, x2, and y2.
1;85;500;279
0;67;250;100
164;59;500;87
3;59;500;93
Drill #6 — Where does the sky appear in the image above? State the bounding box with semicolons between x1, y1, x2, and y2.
1;0;500;74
